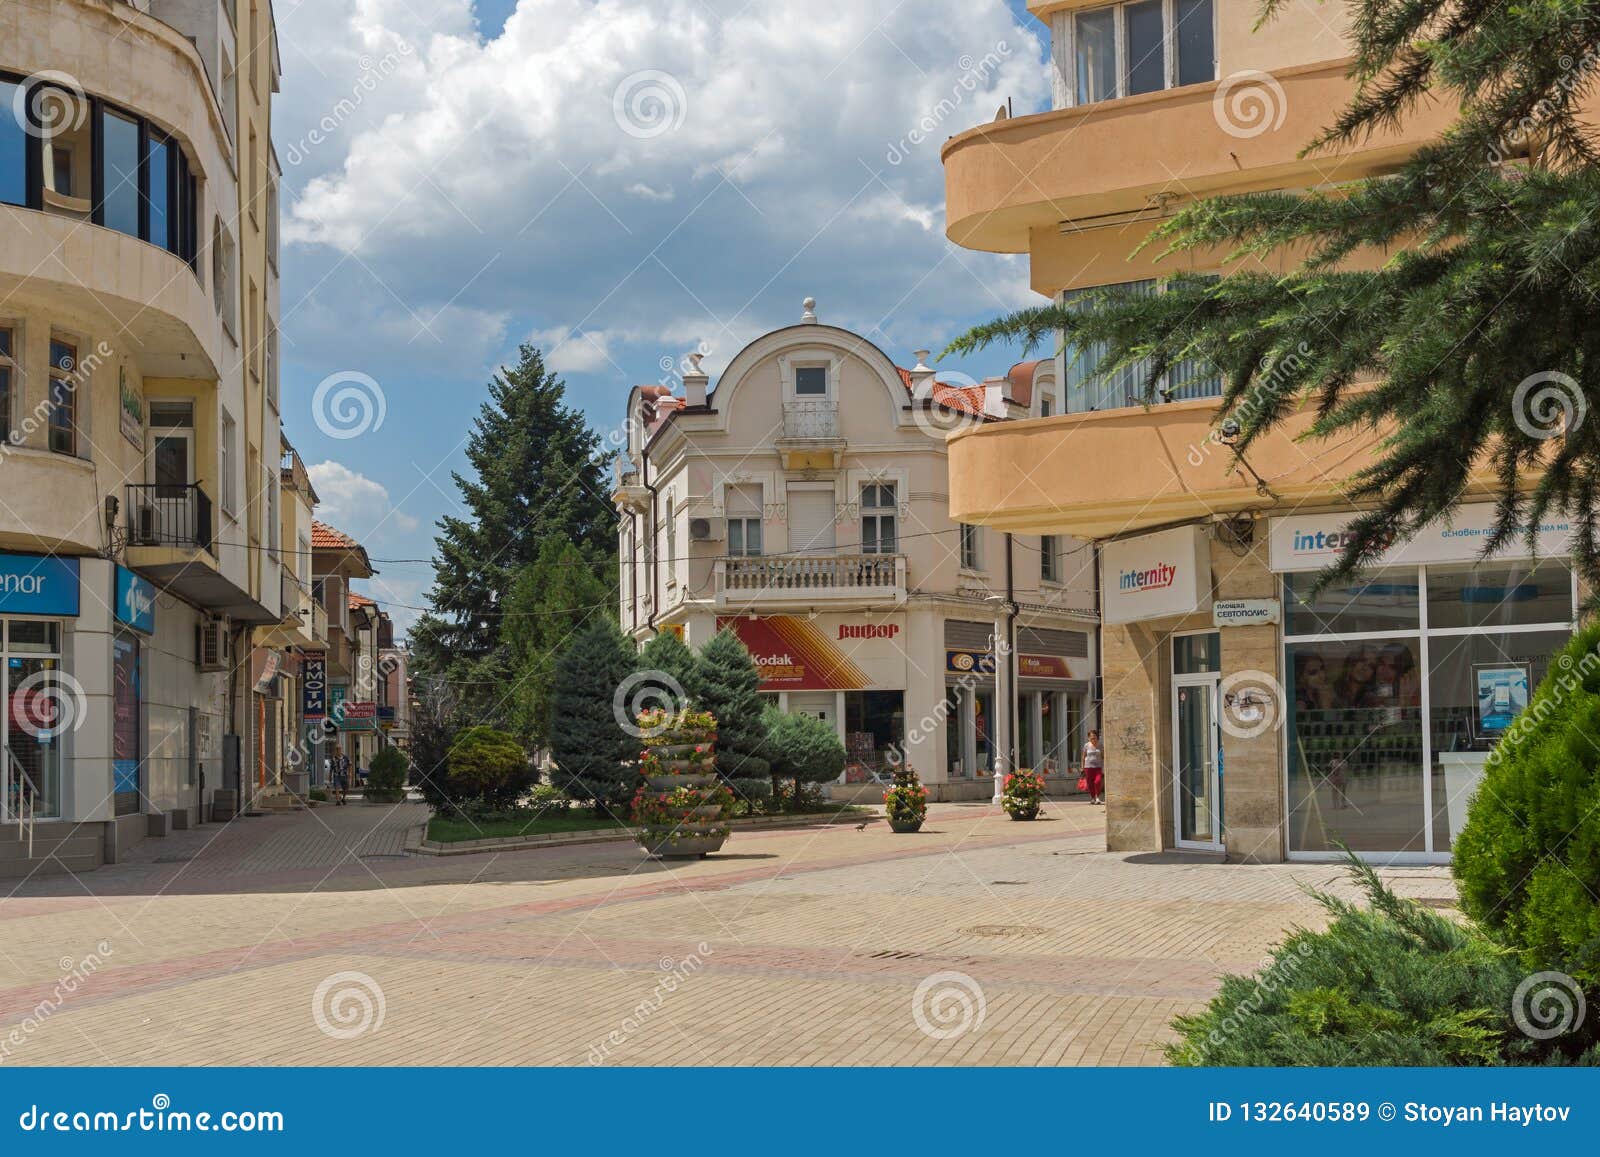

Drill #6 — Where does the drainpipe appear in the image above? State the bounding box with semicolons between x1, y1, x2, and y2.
1092;541;1104;735
626;508;640;635
643;448;659;635
1005;533;1018;772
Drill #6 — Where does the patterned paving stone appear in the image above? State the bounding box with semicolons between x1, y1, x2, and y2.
0;801;1453;1066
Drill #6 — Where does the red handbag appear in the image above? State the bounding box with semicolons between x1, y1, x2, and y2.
1076;773;1089;793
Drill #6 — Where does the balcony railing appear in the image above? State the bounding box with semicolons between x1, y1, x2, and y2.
716;553;906;604
781;400;840;441
126;483;213;551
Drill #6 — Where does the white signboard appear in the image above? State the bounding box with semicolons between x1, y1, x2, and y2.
1268;503;1573;573
1101;524;1212;625
1213;598;1280;628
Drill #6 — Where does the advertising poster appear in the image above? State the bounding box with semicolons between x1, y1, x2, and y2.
112;635;141;797
1474;662;1531;738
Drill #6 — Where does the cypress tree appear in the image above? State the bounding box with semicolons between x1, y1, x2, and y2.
688;629;772;807
947;0;1600;591
549;619;637;813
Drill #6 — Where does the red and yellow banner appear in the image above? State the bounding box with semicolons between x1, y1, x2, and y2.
718;616;873;691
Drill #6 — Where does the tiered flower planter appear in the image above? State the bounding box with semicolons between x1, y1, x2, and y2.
633;709;732;859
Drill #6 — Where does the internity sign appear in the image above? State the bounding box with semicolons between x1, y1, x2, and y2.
1100;524;1212;625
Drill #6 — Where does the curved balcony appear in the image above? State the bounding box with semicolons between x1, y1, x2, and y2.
942;59;1454;255
0;448;101;555
947;397;1385;538
0;205;220;378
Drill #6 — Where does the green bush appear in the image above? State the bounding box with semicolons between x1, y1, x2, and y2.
365;747;409;801
447;726;533;809
765;708;845;810
689;629;772;805
548;619;637;811
1168;858;1595;1066
1454;625;1600;991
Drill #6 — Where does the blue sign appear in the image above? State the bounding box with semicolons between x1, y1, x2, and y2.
302;653;328;720
0;553;79;617
114;565;157;634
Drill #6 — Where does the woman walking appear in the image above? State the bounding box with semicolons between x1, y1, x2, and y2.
1082;729;1104;805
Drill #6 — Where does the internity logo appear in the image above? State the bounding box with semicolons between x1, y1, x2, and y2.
1118;562;1178;592
1289;528;1356;555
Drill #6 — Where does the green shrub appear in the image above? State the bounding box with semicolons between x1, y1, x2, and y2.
689;629;771;804
765;708;845;810
1167;858;1591;1066
447;726;533;809
365;747;409;802
1454;625;1600;991
548;619;637;811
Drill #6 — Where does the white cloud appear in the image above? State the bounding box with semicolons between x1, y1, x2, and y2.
625;182;675;202
307;460;422;541
532;326;621;374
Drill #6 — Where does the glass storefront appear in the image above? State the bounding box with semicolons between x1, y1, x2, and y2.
1284;560;1574;856
4;620;66;820
844;690;904;774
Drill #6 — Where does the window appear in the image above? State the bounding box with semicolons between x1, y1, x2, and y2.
1040;535;1058;583
1061;279;1220;412
266;317;279;411
0;325;13;443
220;409;238;515
147;133;170;248
860;482;897;554
959;523;981;571
247;281;259;378
1073;0;1214;106
266;464;280;559
99;107;141;237
0;80;25;207
213;223;237;332
297;533;311;586
266;180;280;270
795;366;827;396
726;484;763;557
665;496;676;582
48;338;77;456
1039;393;1055;418
1;619;66;821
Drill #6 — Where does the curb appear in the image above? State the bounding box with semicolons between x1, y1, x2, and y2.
412;810;873;857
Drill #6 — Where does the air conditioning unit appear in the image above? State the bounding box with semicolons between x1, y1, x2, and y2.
689;517;724;542
198;617;230;672
135;503;160;545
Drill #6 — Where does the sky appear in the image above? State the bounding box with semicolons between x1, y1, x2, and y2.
271;0;1050;635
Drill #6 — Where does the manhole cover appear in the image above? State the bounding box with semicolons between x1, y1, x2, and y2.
961;924;1050;938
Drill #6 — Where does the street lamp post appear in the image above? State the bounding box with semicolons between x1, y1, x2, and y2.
985;594;1013;806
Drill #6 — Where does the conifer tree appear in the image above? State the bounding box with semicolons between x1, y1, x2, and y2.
947;0;1600;588
688;629;773;806
549;619;637;812
636;630;698;709
411;344;616;710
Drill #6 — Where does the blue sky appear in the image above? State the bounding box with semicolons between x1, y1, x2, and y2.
271;1;1052;633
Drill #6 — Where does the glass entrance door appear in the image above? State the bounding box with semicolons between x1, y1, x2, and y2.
1173;677;1221;848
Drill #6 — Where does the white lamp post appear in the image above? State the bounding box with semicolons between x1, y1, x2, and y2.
985;594;1013;806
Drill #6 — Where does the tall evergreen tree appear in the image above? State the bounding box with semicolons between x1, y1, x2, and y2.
549;619;637;812
637;630;698;704
688;629;773;806
947;0;1600;589
503;537;616;751
411;344;617;704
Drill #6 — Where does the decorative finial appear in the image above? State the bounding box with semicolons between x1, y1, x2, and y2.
802;296;817;323
686;351;705;375
912;349;932;372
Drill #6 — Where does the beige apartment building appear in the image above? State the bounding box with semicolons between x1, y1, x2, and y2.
615;304;1097;800
944;0;1569;861
0;0;289;874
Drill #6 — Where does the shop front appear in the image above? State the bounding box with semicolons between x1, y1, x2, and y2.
1099;507;1576;864
0;553;80;826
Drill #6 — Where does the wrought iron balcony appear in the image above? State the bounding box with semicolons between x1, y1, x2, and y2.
125;483;213;552
715;553;906;606
781;399;840;440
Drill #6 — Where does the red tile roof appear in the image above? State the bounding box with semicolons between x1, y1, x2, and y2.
897;367;990;418
348;592;376;610
311;520;358;550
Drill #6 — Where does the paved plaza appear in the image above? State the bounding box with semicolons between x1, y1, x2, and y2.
0;802;1456;1066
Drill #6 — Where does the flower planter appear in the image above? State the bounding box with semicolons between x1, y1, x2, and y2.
635;708;731;859
889;817;924;834
1007;805;1039;822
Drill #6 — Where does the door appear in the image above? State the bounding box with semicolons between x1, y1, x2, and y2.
1173;675;1222;848
148;426;195;542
